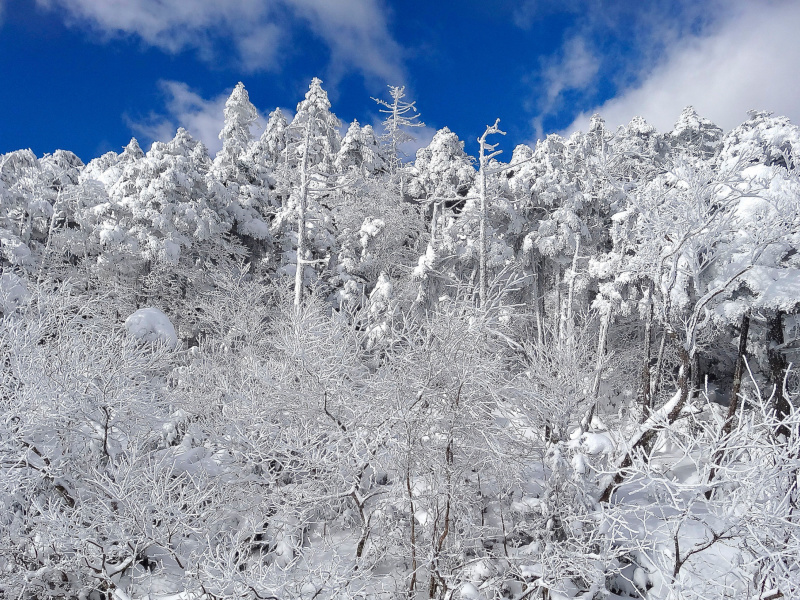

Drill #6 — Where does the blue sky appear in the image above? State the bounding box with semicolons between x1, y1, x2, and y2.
2;0;800;163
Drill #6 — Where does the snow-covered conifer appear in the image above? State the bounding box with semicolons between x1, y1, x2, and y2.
214;82;259;176
669;105;723;161
250;107;289;171
336;120;389;176
372;85;425;176
290;77;341;173
409;127;474;203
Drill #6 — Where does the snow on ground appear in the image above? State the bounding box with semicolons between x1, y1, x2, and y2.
0;272;29;313
124;307;178;348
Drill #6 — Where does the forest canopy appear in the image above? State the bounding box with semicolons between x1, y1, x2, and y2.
1;80;799;600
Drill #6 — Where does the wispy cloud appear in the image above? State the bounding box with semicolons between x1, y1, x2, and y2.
396;124;437;162
35;0;404;83
512;0;583;30
126;81;247;156
522;0;739;140
531;36;599;139
564;0;800;135
289;0;404;86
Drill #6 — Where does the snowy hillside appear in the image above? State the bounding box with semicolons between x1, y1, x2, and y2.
1;81;799;600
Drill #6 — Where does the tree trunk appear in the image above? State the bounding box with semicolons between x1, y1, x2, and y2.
767;310;790;438
476;120;503;308
430;201;438;243
652;254;681;401
478;157;488;308
406;468;417;593
294;119;312;309
559;239;580;343
599;345;691;503
135;259;152;309
691;352;703;398
706;310;750;499
531;257;544;346
672;347;692;423
652;326;672;403
638;284;654;422
553;265;562;342
38;189;62;284
725;311;751;437
582;309;610;431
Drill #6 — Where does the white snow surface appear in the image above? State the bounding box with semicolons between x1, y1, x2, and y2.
578;431;616;455
124;307;178;348
240;217;271;240
0;229;32;265
0;273;29;313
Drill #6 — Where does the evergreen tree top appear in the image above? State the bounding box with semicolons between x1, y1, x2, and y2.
296;77;333;118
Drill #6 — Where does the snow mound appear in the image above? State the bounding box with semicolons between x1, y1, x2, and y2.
0;229;32;265
0;273;29;314
579;432;615;455
460;582;485;599
124;307;178;348
240;217;271;240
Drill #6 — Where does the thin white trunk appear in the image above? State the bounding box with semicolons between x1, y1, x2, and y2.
531;258;543;346
652;253;680;398
476;119;504;309
581;309;610;432
478;155;488;307
398;167;405;204
430;200;438;242
294;119;312;309
591;310;610;399
38;188;62;284
560;238;580;343
639;283;654;419
554;265;562;339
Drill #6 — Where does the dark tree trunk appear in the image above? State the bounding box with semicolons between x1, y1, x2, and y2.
599;346;691;503
638;284;654;422
706;310;750;499
135;259;152;309
691;352;703;397
726;311;751;437
767;310;790;438
652;328;669;401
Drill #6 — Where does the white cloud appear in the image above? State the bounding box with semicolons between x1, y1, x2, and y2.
397;124;437;162
513;0;583;29
289;0;404;85
127;81;243;156
543;37;598;106
564;1;800;135
532;36;599;138
36;0;404;82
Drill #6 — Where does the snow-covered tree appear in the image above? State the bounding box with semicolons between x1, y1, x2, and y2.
254;107;289;169
476;119;506;307
409;126;474;205
88;129;232;305
0;149;47;269
214;82;259;178
280;78;342;307
372;84;426;176
335;120;388;176
669;105;723;161
3;79;800;600
290;77;341;174
211;83;274;256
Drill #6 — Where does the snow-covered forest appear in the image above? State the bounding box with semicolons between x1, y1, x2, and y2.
2;79;799;600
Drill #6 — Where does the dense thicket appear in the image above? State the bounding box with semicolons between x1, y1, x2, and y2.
1;81;799;600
